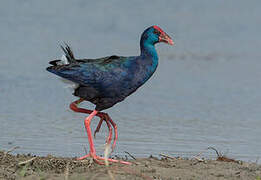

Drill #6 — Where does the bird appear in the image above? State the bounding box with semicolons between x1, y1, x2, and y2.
46;25;174;165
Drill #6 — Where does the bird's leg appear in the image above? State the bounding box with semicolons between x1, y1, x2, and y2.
69;99;109;140
105;114;118;152
69;98;92;114
93;117;104;138
93;112;118;152
94;115;113;147
100;116;113;145
70;99;129;164
84;110;97;156
78;110;131;165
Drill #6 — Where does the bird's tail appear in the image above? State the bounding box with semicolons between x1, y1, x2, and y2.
48;43;76;66
60;43;75;64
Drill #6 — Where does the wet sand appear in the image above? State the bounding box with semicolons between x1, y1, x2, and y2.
1;150;260;180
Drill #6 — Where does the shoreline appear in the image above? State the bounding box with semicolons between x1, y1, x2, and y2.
1;150;260;180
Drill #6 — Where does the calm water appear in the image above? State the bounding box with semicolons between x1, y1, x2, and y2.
1;0;261;162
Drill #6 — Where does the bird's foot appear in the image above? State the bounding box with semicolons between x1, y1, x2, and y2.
77;153;131;165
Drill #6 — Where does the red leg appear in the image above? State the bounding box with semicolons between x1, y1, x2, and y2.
70;99;130;165
94;112;118;152
69;98;92;114
70;99;113;144
94;117;104;138
70;99;106;138
84;110;97;156
77;110;131;165
101;116;113;145
106;114;118;152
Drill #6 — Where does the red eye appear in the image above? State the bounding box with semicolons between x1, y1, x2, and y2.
154;29;161;35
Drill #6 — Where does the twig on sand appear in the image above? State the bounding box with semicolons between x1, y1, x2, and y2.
104;144;115;180
1;146;20;162
208;147;221;157
104;143;111;166
194;156;205;162
208;147;238;163
64;162;69;180
124;151;136;160
193;148;208;162
18;157;37;166
159;153;176;160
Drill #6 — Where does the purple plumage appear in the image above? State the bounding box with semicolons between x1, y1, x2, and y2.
47;26;173;111
46;25;174;164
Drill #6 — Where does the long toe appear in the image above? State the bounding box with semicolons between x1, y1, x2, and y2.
97;156;132;165
77;154;91;160
77;154;131;165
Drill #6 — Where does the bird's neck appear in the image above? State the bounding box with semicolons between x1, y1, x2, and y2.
140;40;158;71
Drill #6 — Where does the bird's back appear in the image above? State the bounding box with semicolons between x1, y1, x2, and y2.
47;45;155;110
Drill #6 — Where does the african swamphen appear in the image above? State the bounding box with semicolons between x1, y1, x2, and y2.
47;25;174;164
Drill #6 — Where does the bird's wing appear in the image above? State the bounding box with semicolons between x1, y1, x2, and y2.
75;55;124;64
47;44;137;92
48;44;126;66
47;55;132;88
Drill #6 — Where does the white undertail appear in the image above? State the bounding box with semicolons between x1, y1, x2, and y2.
59;55;79;90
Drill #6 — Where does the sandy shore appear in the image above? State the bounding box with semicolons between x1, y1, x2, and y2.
0;150;260;180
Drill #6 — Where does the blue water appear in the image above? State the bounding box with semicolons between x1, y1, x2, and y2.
0;0;261;162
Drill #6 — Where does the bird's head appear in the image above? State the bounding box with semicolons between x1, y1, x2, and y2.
141;25;174;46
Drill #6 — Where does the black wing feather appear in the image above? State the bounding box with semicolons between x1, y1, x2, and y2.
60;43;75;63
